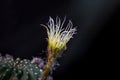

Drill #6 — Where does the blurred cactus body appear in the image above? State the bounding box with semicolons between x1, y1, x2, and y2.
0;54;42;80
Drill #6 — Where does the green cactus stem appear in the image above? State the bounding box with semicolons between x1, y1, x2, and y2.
0;54;42;80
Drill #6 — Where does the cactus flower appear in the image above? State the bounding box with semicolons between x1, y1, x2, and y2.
41;17;76;54
41;17;77;80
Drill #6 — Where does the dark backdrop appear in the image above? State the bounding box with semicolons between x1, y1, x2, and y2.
0;0;120;80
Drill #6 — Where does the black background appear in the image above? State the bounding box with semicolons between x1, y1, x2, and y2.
0;0;120;80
